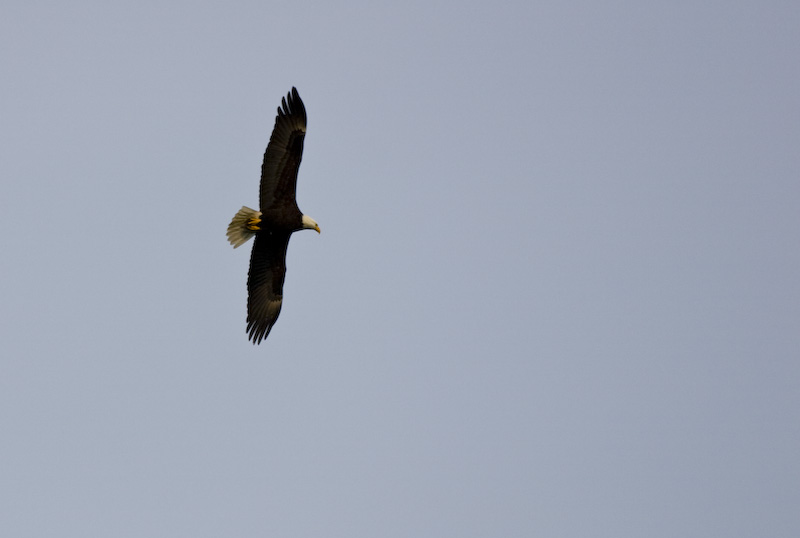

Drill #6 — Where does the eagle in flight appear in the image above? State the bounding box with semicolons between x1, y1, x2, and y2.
226;87;320;344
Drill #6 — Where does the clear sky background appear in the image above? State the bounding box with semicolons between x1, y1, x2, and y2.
2;1;799;536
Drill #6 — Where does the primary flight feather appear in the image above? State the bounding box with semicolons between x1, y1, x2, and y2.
226;87;320;344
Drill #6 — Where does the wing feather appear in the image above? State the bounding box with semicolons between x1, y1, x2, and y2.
259;87;307;209
246;232;291;344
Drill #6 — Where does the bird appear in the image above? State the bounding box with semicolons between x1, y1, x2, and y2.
226;87;320;344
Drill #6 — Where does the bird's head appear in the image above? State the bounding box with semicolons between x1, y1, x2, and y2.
301;214;321;234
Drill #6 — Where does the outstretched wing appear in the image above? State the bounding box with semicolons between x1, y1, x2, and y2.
246;232;292;344
259;87;307;209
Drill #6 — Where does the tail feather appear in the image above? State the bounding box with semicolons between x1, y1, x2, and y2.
227;206;262;248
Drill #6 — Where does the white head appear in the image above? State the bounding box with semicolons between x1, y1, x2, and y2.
301;214;321;234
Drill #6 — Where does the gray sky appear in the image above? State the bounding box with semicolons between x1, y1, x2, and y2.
2;0;799;536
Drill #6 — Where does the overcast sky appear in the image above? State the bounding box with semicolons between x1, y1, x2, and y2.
2;1;799;536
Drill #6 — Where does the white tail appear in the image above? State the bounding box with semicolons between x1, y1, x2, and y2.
227;206;262;248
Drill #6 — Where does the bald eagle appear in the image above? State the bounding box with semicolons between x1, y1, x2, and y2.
227;87;320;344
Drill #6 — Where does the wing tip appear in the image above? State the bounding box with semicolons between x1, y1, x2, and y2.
246;297;283;345
276;87;306;123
